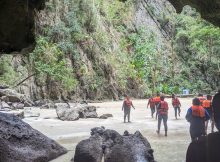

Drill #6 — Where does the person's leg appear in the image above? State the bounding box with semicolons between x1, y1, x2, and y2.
124;114;126;123
163;115;168;136
174;107;177;119
128;109;131;122
178;106;181;116
155;104;158;120
157;115;162;134
205;120;209;134
150;107;154;118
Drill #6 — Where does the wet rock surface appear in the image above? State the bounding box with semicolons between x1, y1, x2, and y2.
99;114;113;119
56;104;98;121
73;127;155;162
0;112;67;162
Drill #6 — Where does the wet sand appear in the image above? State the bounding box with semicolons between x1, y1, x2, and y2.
24;98;210;162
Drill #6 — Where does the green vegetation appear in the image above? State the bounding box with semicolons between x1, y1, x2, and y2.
1;2;220;99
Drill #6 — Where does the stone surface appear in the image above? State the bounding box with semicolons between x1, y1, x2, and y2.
168;0;220;27
73;127;155;162
12;102;24;109
56;104;98;121
0;112;67;162
99;114;113;119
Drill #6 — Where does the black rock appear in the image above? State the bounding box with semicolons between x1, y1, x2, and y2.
0;112;67;162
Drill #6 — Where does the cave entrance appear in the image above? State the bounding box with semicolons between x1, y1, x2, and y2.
0;0;45;53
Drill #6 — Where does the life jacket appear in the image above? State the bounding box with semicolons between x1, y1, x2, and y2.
202;100;211;109
159;101;168;115
198;97;205;105
191;105;205;118
172;98;180;106
149;98;155;107
124;99;132;107
154;97;161;103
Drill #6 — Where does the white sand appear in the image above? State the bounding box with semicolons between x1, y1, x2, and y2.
23;98;212;162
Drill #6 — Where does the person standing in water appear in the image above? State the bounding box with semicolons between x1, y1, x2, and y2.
122;95;135;123
172;94;181;119
156;96;169;136
154;93;161;119
147;97;156;118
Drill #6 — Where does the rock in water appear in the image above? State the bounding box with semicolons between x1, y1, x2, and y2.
73;127;155;162
56;107;80;121
56;104;98;121
99;114;113;119
0;113;67;162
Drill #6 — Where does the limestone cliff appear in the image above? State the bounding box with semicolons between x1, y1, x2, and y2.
0;0;175;101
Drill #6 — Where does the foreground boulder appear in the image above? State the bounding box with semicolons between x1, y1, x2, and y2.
73;127;155;162
56;104;98;121
0;112;67;162
186;132;220;162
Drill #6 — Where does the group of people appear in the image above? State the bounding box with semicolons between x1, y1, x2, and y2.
121;93;217;140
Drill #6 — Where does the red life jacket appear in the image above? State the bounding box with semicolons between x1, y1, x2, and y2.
172;98;180;106
202;100;211;109
159;101;168;115
149;98;155;107
154;97;161;103
191;105;205;118
124;99;132;107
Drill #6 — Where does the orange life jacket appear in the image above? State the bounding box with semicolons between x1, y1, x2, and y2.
191;105;205;118
159;101;168;115
202;100;211;109
124;99;132;107
198;97;205;104
154;97;161;103
172;98;180;106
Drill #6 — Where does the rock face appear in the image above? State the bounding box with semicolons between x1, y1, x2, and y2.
168;0;220;27
56;104;98;121
0;112;67;162
212;91;220;131
73;127;155;162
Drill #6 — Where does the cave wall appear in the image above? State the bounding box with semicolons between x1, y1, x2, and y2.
168;0;220;27
0;0;45;53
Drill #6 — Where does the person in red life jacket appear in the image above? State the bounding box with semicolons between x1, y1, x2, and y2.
147;97;155;118
185;98;210;141
122;95;135;123
202;95;214;133
198;93;205;105
156;96;169;136
172;94;181;119
153;93;161;120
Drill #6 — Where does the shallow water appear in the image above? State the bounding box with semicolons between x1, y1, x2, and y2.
24;98;211;162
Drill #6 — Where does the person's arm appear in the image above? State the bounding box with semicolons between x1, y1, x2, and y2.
122;101;124;111
178;98;181;107
147;100;150;108
131;102;135;109
185;108;192;122
204;109;210;121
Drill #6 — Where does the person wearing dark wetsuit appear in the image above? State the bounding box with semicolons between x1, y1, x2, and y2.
156;96;169;136
186;98;210;141
147;97;155;118
122;95;135;123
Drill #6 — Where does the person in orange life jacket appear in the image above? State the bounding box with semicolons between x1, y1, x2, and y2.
154;93;161;120
156;96;169;136
186;98;210;141
122;95;135;123
203;95;214;133
147;97;155;118
198;93;205;105
172;94;181;119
